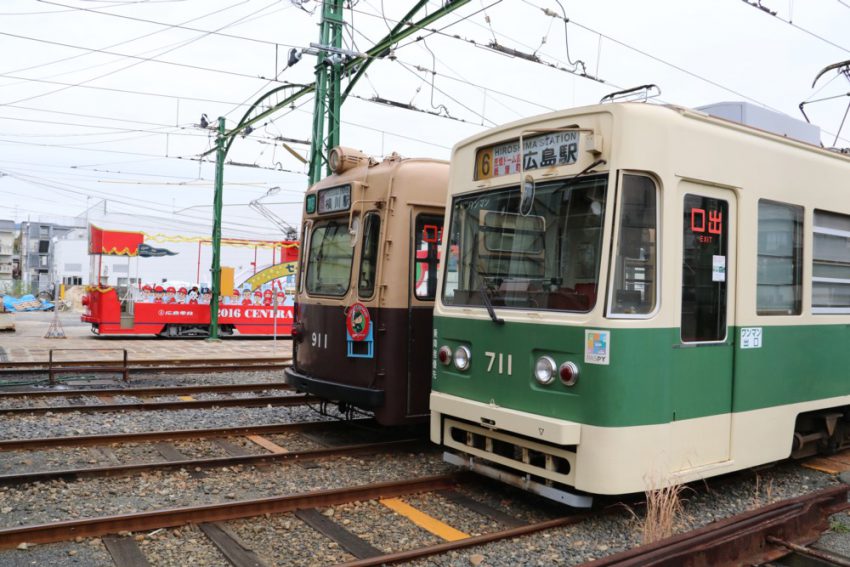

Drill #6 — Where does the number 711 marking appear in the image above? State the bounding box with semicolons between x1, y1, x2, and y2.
485;351;512;375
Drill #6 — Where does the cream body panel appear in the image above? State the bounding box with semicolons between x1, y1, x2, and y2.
430;391;581;445
434;391;850;495
437;102;850;330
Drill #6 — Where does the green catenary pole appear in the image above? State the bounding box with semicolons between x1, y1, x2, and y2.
308;0;344;185
203;1;472;337
208;116;226;340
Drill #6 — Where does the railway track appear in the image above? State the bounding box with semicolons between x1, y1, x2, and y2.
0;355;291;382
0;442;846;565
0;418;424;485
0;392;315;416
0;420;364;451
3;469;842;566
0;473;469;550
0;382;292;398
585;484;850;567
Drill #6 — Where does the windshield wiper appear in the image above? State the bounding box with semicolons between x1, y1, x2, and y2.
572;158;606;181
477;277;504;326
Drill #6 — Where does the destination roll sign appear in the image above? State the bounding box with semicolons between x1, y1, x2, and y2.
474;131;580;180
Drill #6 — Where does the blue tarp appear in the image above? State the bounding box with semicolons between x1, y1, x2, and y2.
2;294;54;312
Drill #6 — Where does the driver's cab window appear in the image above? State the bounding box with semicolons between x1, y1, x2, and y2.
414;215;444;300
358;212;381;298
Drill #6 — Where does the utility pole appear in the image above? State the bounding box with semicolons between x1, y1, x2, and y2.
208;117;226;340
309;0;344;185
204;0;471;339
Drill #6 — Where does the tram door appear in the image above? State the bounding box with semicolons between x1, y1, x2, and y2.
117;266;135;329
673;182;736;471
407;210;444;417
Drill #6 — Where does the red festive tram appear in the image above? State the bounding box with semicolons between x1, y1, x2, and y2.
81;225;297;337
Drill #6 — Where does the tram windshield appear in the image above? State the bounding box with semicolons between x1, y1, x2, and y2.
305;220;355;297
442;175;607;312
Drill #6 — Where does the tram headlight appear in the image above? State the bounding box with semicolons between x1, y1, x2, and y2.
534;356;557;385
453;346;471;371
559;361;579;386
438;346;452;366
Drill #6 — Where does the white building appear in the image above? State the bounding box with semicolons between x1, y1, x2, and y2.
0;219;14;293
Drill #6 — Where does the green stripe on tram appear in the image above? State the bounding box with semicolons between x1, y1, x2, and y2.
433;316;845;428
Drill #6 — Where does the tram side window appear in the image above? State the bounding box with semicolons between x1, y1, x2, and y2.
414;215;444;300
358;213;381;298
305;221;355;297
812;210;850;313
757;200;802;315
610;175;657;316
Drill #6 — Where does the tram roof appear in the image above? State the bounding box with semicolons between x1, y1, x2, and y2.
450;102;850;164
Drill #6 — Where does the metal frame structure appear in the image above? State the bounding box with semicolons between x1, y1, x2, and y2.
205;0;471;339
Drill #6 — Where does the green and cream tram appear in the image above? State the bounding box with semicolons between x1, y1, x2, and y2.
430;101;850;505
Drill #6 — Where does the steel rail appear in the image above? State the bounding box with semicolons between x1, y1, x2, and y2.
0;394;317;416
0;382;292;398
582;484;850;567
0;357;291;375
0;473;468;549
766;535;850;567
0;439;426;487
338;513;591;566
0;419;371;451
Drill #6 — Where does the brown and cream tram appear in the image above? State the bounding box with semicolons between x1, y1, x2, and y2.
285;147;448;425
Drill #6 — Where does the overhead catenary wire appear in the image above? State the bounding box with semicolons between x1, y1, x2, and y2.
738;0;850;54
5;0;286;106
1;0;258;78
0;171;288;236
0;30;297;86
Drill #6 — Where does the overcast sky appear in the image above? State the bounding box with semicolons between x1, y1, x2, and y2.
0;0;847;239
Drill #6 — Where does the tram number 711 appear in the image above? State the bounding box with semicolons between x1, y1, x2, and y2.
485;351;513;375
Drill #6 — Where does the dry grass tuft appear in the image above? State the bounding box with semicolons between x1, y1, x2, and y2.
641;482;688;545
751;474;775;509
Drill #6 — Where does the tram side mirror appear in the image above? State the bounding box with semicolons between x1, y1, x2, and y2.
520;175;535;216
349;216;361;247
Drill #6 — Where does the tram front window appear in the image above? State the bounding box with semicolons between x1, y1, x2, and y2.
442;175;607;312
305;220;355;297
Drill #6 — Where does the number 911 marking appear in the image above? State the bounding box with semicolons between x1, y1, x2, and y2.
311;332;328;349
485;351;512;375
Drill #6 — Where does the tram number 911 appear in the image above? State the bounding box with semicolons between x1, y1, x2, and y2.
312;332;328;349
485;351;513;375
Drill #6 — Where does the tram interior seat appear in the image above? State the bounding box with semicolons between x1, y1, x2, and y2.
547;283;596;311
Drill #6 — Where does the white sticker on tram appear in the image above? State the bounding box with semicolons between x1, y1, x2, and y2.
584;330;610;365
740;327;763;349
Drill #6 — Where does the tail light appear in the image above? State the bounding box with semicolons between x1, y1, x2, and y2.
291;322;304;342
559;361;579;386
438;346;452;365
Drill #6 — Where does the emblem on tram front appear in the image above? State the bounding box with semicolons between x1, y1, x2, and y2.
345;302;371;342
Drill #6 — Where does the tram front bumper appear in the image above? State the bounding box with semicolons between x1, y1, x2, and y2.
429;391;581;446
284;366;385;409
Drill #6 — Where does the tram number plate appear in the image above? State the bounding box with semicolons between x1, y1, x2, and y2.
485;352;512;375
740;327;762;349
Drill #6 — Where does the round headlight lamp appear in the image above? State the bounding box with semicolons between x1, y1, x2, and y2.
453;346;471;371
534;356;557;385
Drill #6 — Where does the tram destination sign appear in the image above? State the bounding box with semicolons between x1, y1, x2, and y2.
317;184;351;214
474;131;580;180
